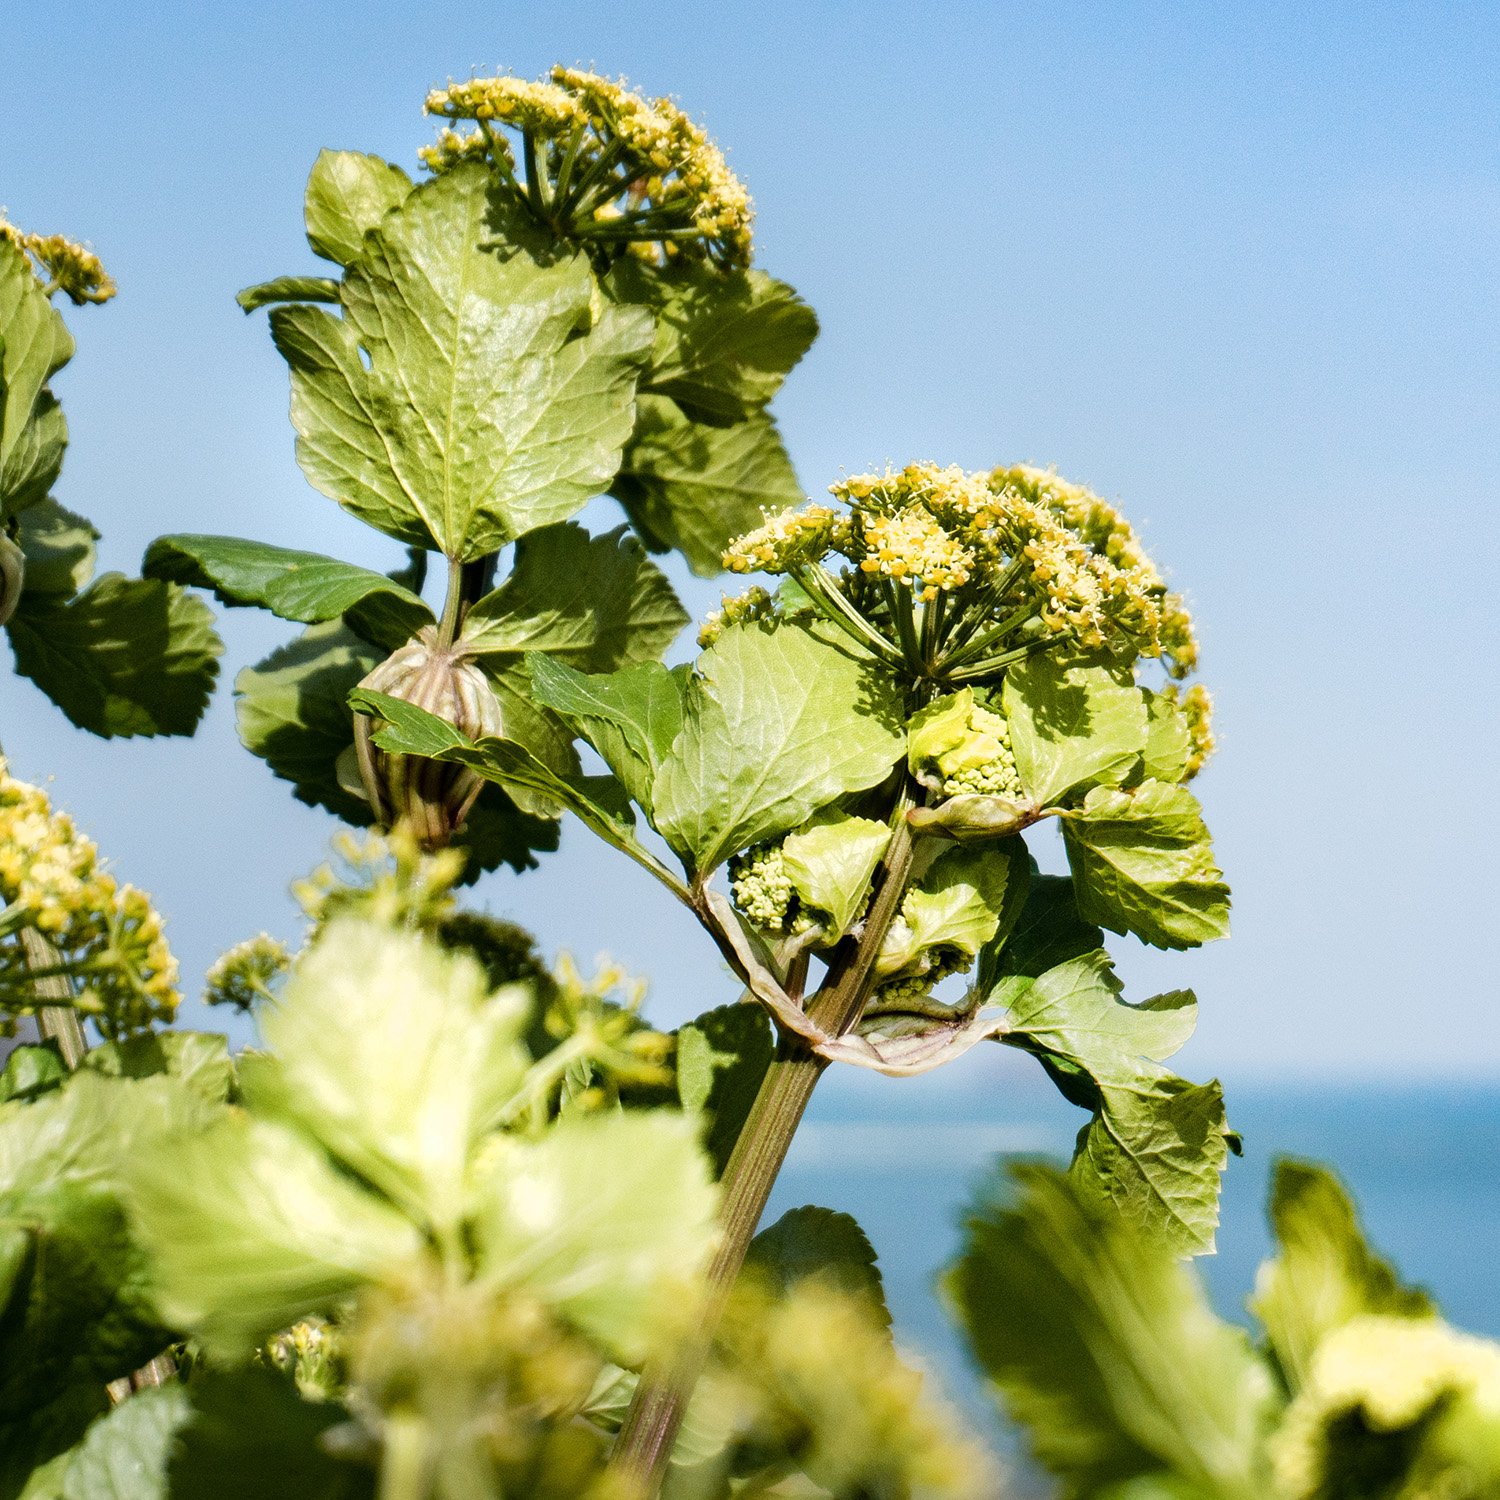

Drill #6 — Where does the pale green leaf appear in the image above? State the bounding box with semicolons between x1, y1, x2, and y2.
474;1110;719;1364
612;395;803;576
948;1163;1274;1500
59;1383;190;1500
1;391;67;520
745;1206;889;1332
244;918;530;1235
1062;780;1231;950
652;621;906;873
675;1002;773;1176
13;500;96;598
125;1111;422;1357
1251;1158;1433;1393
303;149;413;266
144;533;432;650
235;275;340;313
274;164;652;558
1003;654;1147;808
7;573;222;738
781;811;892;939
1141;688;1191;785
460;522;686;669
878;843;1025;979
80;1032;233;1105
0;1044;67;1105
0;241;72;519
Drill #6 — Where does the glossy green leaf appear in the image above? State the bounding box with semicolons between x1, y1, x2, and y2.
144;533;433;650
244;918;530;1236
234;275;340;314
612;395;803;576
1251;1158;1434;1393
59;1383;190;1500
460;522;686;669
1003;654;1148;808
125;1110;422;1357
745;1206;889;1332
652;621;906;874
781;812;892;939
675;1002;773;1176
0;389;67;520
8;573;222;738
527;655;685;819
303;149;413;266
948;1163;1274;1500
273;164;652;558
0;240;72;520
473;1110;718;1364
1062;780;1231;950
13;500;96;599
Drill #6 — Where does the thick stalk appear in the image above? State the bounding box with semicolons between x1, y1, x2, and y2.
20;927;86;1069
610;815;916;1494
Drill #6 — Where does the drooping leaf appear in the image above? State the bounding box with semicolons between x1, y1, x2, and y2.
472;1110;719;1365
234;275;341;314
144;533;433;650
675;1001;773;1176
7;573;222;738
273;164;652;558
243;919;530;1237
235;620;381;824
125;1111;423;1358
612;395;803;576
302;148;413;266
527;654;686;819
1003;654;1148;808
0;241;73;521
1062;780;1231;950
1251;1158;1434;1394
58;1383;190;1500
459;522;686;669
947;1163;1274;1500
652;621;906;874
12;500;96;598
780;812;892;939
745;1206;890;1333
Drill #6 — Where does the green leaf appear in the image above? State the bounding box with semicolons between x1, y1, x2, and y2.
1141;688;1191;785
675;1002;773;1176
0;1044;67;1105
987;870;1104;982
235;275;341;314
611;261;817;423
274;164;652;558
653;621;906;874
460;522;686;669
80;1032;233;1105
303;149;414;266
745;1206;889;1332
169;1370;373;1499
0;241;73;520
473;1110;719;1364
1062;780;1231;950
878;843;1026;980
125;1110;422;1357
235;619;382;824
243;918;529;1236
13;500;96;598
59;1383;190;1500
781;812;892;939
0;1385;108;1500
1250;1158;1434;1394
999;950;1229;1256
144;533;433;650
1003;654;1148;808
527;655;685;819
947;1163;1274;1500
7;573;222;738
612;395;803;576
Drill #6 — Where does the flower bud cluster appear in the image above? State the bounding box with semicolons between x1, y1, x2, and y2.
729;842;797;933
698;584;775;647
204;932;292;1011
0;218;116;305
1172;682;1215;778
909;690;1023;800
0;762;178;1036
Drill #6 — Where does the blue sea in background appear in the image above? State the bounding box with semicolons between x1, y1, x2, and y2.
764;1070;1500;1482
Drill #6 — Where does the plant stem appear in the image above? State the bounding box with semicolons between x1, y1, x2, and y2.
20;928;86;1069
610;813;915;1494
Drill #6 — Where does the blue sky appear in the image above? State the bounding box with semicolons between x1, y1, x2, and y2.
3;1;1498;1089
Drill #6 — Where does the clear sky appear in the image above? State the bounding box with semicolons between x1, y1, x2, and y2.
3;1;1497;1089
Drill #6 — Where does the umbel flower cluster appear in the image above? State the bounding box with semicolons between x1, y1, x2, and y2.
422;66;753;267
0;217;116;305
0;762;178;1036
721;461;1201;683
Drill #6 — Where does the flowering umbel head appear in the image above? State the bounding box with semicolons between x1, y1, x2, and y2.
422;67;753;268
0;218;116;305
723;462;1203;691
